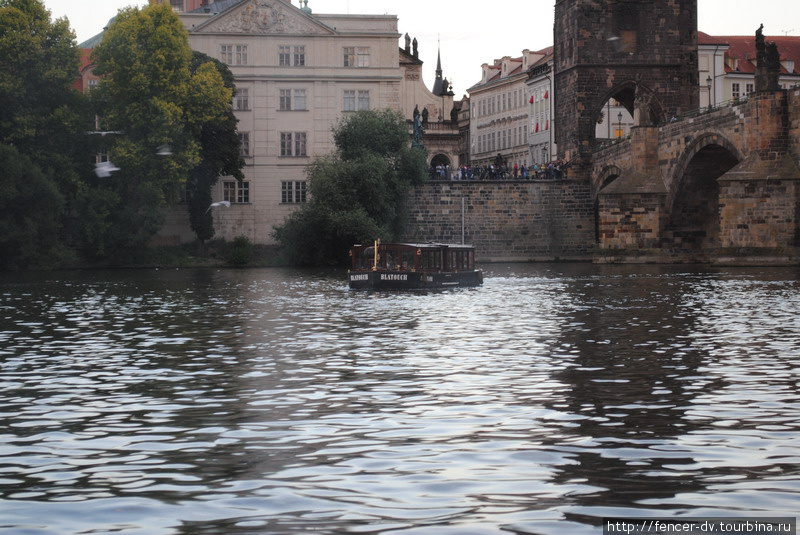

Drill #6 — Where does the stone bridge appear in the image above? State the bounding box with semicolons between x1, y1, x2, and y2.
589;88;800;263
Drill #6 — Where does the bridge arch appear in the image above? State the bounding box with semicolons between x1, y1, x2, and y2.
666;132;743;251
595;164;624;194
592;82;667;144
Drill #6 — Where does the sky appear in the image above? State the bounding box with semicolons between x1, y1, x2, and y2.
44;0;800;96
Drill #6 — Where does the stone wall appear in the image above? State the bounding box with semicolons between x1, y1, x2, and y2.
405;181;595;262
554;0;698;160
719;178;799;249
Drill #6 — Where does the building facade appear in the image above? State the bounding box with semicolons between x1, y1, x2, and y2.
524;51;555;166
468;50;544;171
140;0;456;244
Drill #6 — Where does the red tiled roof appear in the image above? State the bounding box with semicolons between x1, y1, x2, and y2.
698;31;800;74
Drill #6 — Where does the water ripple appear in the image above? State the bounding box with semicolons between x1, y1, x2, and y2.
0;265;798;534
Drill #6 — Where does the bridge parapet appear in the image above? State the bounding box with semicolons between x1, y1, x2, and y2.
593;90;800;264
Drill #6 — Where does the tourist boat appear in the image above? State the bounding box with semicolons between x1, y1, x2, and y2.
348;241;483;289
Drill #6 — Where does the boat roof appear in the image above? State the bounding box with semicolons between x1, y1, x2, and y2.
352;242;475;249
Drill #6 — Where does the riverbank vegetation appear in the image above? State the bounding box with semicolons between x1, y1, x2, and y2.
273;109;427;265
0;0;242;270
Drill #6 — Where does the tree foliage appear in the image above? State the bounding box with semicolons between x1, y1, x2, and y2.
0;0;86;161
90;3;234;253
0;145;67;269
186;52;243;244
0;0;94;268
273;109;427;265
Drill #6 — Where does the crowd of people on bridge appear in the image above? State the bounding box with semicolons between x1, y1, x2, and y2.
429;161;567;181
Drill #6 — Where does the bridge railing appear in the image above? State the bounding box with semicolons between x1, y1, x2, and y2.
668;96;750;123
591;97;751;153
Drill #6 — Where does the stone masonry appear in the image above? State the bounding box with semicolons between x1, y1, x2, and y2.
405;181;595;262
554;0;698;168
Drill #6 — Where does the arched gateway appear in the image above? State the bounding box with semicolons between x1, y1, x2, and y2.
553;0;699;171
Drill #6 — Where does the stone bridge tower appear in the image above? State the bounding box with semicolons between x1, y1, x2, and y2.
554;0;699;172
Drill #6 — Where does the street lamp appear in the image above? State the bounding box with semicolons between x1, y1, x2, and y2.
617;111;623;139
706;75;713;109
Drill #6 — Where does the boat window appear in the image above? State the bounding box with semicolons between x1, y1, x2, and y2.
385;249;397;269
401;250;415;270
354;247;373;270
421;250;442;271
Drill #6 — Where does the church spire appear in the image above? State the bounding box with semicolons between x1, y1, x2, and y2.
432;38;445;96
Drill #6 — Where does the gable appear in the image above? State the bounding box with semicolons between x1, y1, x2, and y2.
194;0;335;36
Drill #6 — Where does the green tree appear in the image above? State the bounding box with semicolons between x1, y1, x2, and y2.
0;145;67;269
273;109;426;265
90;2;234;254
186;52;244;245
0;0;86;162
0;0;94;268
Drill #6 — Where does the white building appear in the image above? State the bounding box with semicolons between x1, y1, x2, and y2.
524;50;555;165
133;0;455;244
468;50;544;171
470;47;632;170
698;32;800;107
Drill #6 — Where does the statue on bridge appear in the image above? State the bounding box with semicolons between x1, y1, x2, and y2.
755;24;781;91
412;104;426;152
633;83;655;126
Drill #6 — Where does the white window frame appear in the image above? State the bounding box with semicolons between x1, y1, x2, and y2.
280;45;306;67
238;132;250;157
280;132;307;157
223;180;250;203
221;44;247;66
234;88;249;110
281;181;307;204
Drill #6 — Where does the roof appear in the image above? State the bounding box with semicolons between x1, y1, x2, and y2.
698;31;800;74
78;16;115;48
188;0;243;14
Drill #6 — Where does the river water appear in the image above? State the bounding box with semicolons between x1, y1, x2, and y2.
0;264;798;535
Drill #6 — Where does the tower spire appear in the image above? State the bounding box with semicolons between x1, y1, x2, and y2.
432;37;445;96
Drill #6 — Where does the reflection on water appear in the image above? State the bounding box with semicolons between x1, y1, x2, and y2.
0;265;798;534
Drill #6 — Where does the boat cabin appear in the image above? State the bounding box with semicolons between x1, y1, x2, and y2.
348;242;482;289
349;242;476;273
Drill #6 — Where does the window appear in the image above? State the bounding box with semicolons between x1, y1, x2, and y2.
281;181;307;203
343;90;355;111
235;45;247;66
279;46;291;66
294;89;306;110
280;45;305;66
279;89;306;111
221;44;247;65
235;88;249;110
279;89;292;110
294;46;305;66
223;180;250;203
345;90;370;110
343;47;369;67
357;47;370;67
86;79;98;93
170;0;183;12
238;132;250;157
220;45;233;64
294;132;307;156
746;83;754;95
732;83;740;100
343;47;354;66
280;132;307;157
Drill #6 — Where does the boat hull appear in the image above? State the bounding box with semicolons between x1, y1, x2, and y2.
348;270;483;289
